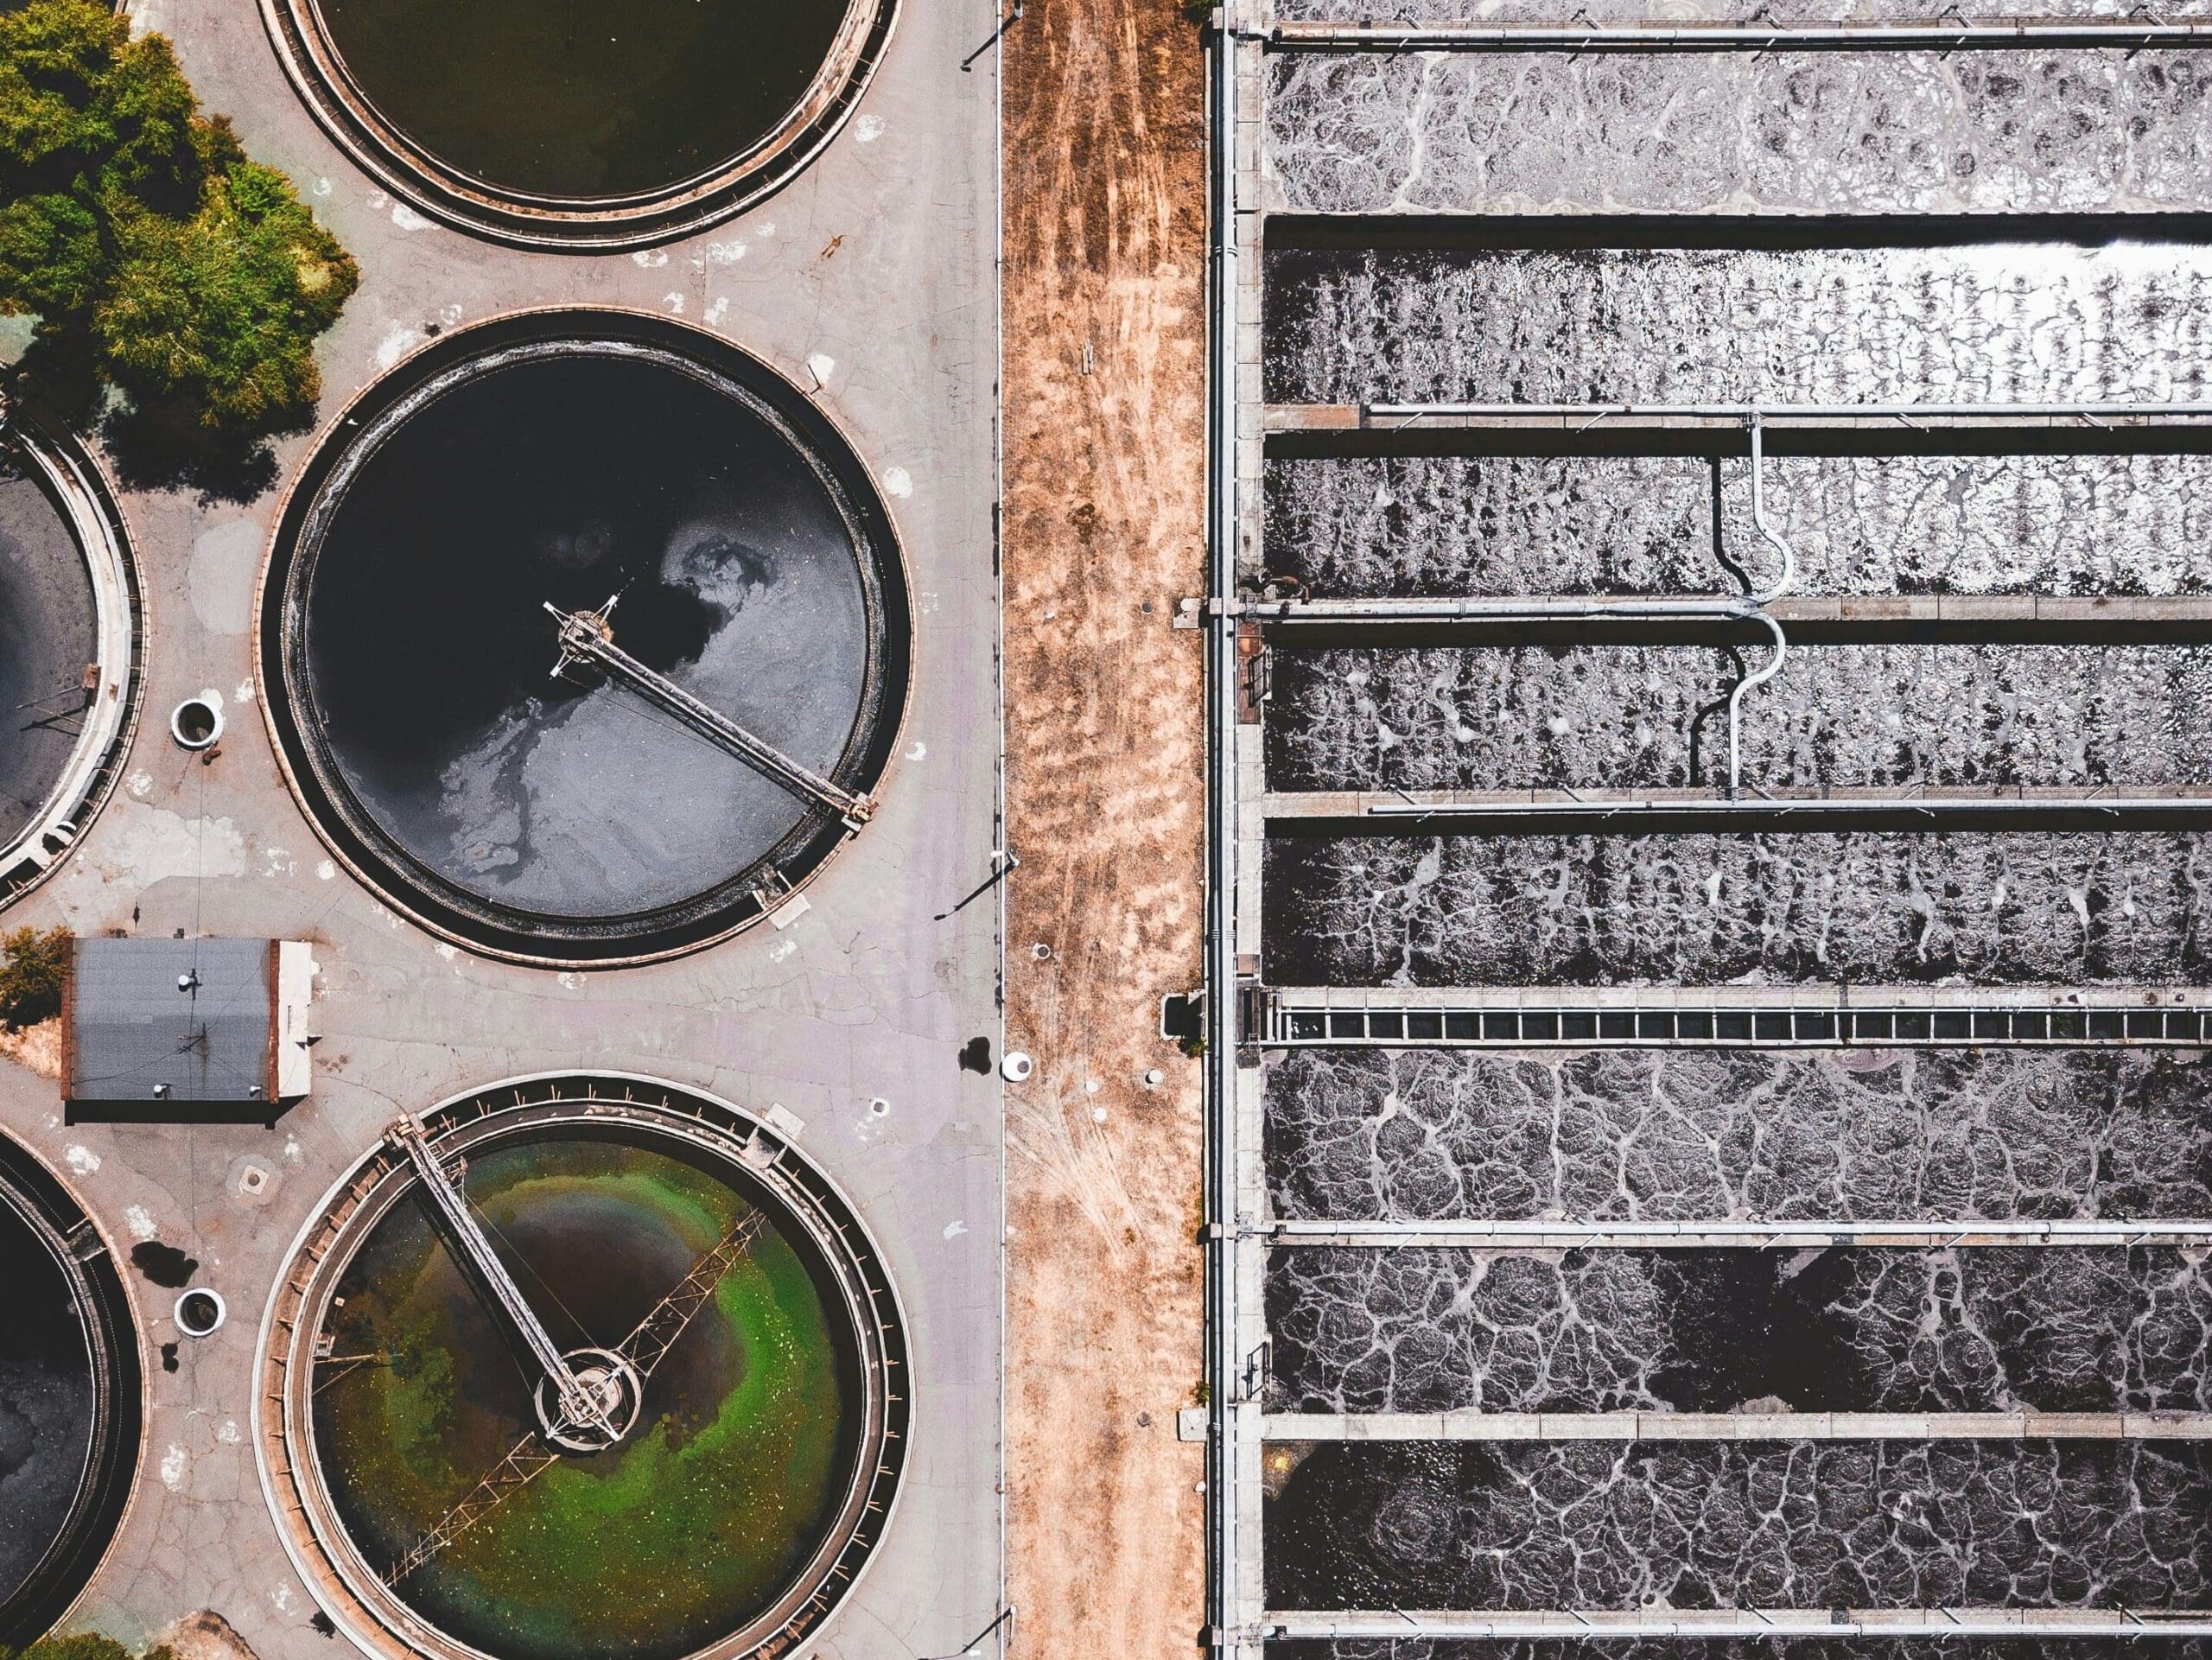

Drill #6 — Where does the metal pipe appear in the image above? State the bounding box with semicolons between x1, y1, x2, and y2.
1265;18;2212;51
1266;1218;2212;1248
1262;1409;2212;1441
1322;790;2212;819
1726;609;1787;798
1263;1611;2212;1640
1363;400;2212;421
1203;10;1248;1657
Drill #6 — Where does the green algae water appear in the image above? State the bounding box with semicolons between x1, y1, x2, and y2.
313;1138;854;1660
316;0;853;200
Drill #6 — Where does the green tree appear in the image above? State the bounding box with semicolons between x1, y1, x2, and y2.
0;924;68;1030
0;0;355;487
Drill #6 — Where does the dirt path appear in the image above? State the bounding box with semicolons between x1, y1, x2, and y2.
1001;0;1209;1646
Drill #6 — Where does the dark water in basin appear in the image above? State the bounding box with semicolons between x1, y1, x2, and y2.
1267;1440;2212;1610
1265;1048;2212;1224
0;1187;94;1614
1267;1244;2212;1415
1268;644;2212;793
315;1137;852;1660
1265;832;2212;986
318;0;853;199
1262;454;2212;599
0;455;94;852
300;349;871;923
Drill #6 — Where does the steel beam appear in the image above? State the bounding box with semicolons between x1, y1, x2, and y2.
1236;593;2212;632
1264;17;2212;50
1265;1410;2212;1441
1274;982;2212;1012
546;603;874;828
1205;9;1262;1657
1265;1218;2212;1248
1260;1611;2212;1640
387;1121;608;1439
1272;401;2212;436
1265;785;2212;827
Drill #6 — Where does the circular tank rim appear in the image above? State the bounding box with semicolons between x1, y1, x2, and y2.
256;0;899;250
251;1072;913;1660
0;412;147;913
0;1130;149;1648
251;307;916;969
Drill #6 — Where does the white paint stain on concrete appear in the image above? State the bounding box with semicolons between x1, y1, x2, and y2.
316;860;336;881
855;113;885;143
557;971;584;990
313;177;333;198
189;519;263;635
235;679;255;705
705;239;747;265
375;327;419;370
942;1218;967;1239
664;291;686;315
217;1419;241;1445
808;353;836;385
64;1144;100;1175
881;467;913;499
160;1445;188;1489
391;202;429;231
632;250;669;268
906;741;927;761
705;296;730;325
96;808;248;887
124;1205;157;1241
127;772;152;798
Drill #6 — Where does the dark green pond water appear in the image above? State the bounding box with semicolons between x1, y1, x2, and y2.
313;1139;854;1660
318;0;854;200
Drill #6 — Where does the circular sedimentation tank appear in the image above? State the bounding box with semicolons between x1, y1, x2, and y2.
259;311;911;965
0;418;140;908
260;0;897;246
0;1135;143;1646
257;1077;906;1660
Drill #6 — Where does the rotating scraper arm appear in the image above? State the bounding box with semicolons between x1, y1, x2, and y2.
386;1121;613;1439
543;601;874;829
613;1209;768;1381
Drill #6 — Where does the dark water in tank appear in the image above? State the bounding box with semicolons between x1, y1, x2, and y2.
1267;1245;2212;1415
1264;1048;2212;1224
317;0;853;199
0;1190;95;1612
1266;1440;2212;1610
1264;832;2212;986
0;456;95;851
314;1138;851;1660
1268;644;2212;794
1262;454;2212;599
1266;244;2212;407
302;350;870;921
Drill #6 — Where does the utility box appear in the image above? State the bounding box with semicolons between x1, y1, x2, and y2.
61;937;315;1110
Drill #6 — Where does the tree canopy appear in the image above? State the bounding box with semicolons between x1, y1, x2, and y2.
0;0;355;481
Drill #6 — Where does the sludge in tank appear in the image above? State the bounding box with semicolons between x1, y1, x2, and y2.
267;0;896;242
261;312;911;964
